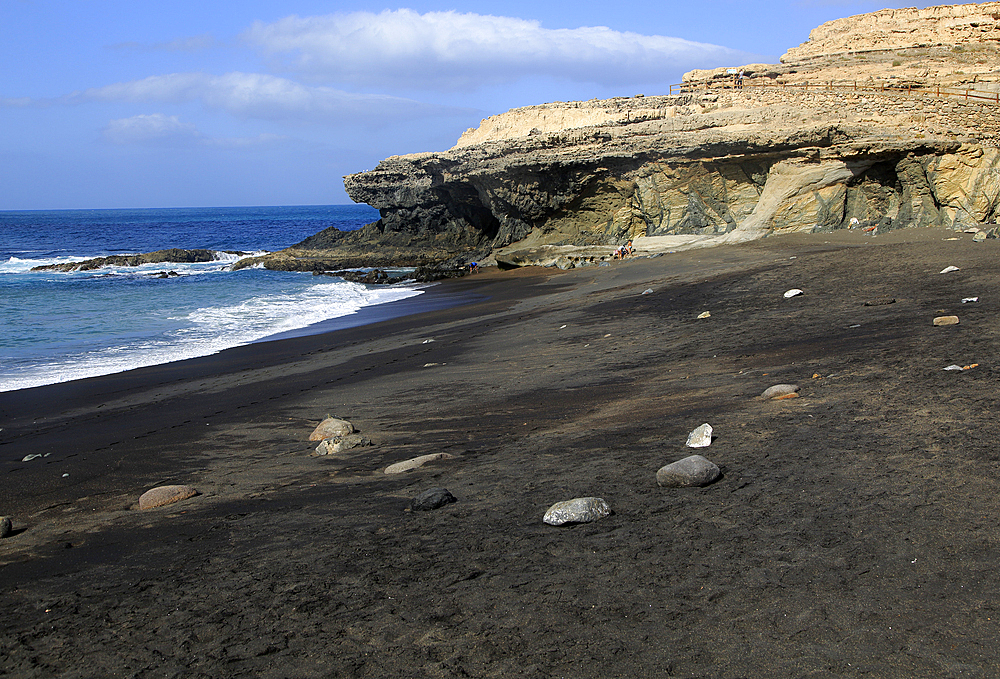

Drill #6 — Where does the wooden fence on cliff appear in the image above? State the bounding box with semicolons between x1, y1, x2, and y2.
668;79;1000;104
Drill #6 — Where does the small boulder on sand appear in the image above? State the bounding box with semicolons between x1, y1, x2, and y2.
384;453;454;474
0;516;12;538
543;497;612;526
410;488;457;511
657;455;721;488
933;316;960;326
686;423;713;448
138;485;198;510
761;384;800;399
309;417;355;441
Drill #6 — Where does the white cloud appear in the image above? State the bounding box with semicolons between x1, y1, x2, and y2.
102;113;286;147
72;72;472;124
102;113;201;146
242;10;762;91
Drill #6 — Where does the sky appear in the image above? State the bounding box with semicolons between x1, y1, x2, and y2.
1;0;943;210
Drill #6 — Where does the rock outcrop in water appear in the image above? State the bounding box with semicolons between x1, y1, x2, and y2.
32;249;244;272
240;2;1000;271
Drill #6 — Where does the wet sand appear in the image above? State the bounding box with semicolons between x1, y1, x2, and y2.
2;228;1000;677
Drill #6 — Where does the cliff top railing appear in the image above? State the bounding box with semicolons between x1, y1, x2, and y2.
669;79;1000;104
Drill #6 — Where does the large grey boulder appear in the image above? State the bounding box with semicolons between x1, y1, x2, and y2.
656;455;721;488
543;497;612;526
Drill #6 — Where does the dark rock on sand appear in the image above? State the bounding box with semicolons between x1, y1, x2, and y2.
137;485;198;510
0;516;11;538
863;297;897;306
543;497;612;526
316;265;470;284
309;417;354;441
657;455;721;488
410;488;457;511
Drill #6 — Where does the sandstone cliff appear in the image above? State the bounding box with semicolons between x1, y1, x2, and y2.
243;2;1000;272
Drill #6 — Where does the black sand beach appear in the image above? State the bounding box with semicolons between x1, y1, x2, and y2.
3;228;1000;677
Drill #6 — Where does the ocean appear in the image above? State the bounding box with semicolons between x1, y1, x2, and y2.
0;205;425;393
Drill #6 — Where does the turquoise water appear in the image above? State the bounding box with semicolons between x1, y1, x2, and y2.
0;205;424;392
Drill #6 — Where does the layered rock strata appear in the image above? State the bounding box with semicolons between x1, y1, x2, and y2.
242;2;1000;271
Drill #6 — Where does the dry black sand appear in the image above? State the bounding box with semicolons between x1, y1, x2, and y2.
2;228;1000;678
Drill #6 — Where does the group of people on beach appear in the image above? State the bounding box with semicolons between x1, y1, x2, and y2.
613;240;634;260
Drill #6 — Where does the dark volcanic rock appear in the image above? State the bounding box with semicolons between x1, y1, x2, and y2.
410;488;457;511
31;249;245;273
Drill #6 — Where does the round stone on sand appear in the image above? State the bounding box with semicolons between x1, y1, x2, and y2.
138;485;198;510
384;453;454;474
309;417;354;441
0;516;12;538
657;455;720;488
686;423;713;448
761;384;800;399
410;488;457;511
543;497;611;526
933;316;960;326
784;289;803;298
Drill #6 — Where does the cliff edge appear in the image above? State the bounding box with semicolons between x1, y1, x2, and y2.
242;2;1000;272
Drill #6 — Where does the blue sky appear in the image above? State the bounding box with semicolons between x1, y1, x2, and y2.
1;0;938;209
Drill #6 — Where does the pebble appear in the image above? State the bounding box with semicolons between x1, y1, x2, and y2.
543;497;611;526
761;384;799;399
974;231;987;242
642;288;654;295
697;311;711;319
940;266;960;274
933;316;960;326
309;417;354;441
0;516;11;538
384;453;454;474
410;488;457;511
313;433;371;456
783;289;803;298
685;423;713;448
962;297;979;303
138;485;198;510
656;455;721;488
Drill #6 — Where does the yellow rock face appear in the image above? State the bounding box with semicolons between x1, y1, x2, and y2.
926;145;1000;227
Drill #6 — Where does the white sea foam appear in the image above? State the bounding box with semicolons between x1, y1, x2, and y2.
0;279;422;392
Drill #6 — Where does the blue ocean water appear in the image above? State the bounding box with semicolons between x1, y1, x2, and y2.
0;205;424;392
